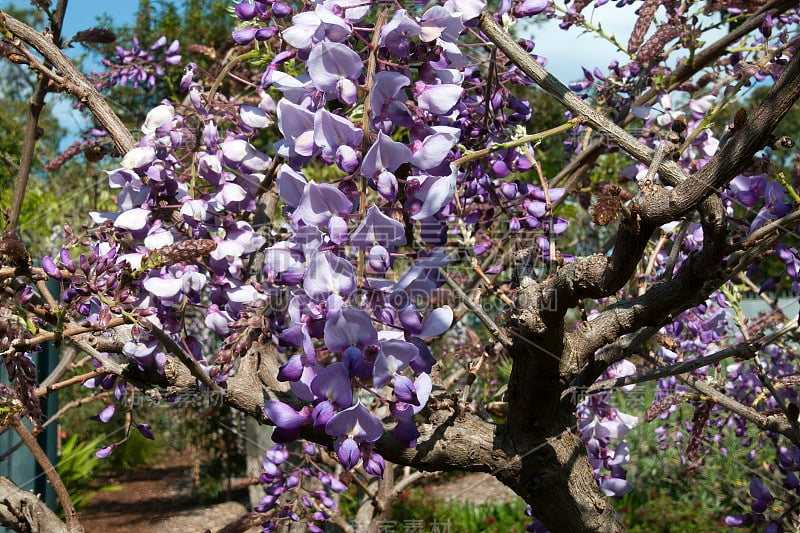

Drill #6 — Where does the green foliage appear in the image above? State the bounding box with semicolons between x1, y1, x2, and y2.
105;428;160;471
94;0;233;125
56;434;121;512
387;486;530;532
611;383;761;526
187;407;247;500
619;490;726;533
195;473;227;504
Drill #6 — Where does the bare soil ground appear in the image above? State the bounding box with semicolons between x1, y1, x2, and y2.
421;472;517;506
76;458;517;533
76;458;253;533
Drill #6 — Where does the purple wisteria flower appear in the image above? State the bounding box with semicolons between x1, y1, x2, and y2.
349;206;406;249
277;99;317;162
370;71;413;133
303;251;356;301
312;109;363;172
380;10;421;57
281;6;351;50
361;132;412;202
307;41;362;104
325;402;383;471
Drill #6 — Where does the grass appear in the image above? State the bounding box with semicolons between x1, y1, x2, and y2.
389;487;530;532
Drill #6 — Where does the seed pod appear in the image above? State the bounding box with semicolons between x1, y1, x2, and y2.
637;25;682;63
628;0;659;55
148;239;218;268
72;28;117;45
645;393;686;422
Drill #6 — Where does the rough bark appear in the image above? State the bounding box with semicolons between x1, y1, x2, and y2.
0;476;67;533
2;4;799;532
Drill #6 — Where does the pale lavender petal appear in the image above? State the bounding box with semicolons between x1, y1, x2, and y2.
410;168;457;220
313;109;363;160
336;437;360;470
277;165;307;208
141;103;175;134
311;362;353;408
294;182;353;227
350;205;406;249
263;401;310;430
445;0;486;21
143;276;183;299
368;245;390;272
121;146;156;169
412;373;432;414
600;478;632;497
376;170;398;202
419;305;453;337
91;404;116;423
240;104;272;128
307;41;363;95
96;445;116;458
361;131;412;180
420;6;463;42
411;127;460;170
303;250;356;301
114;208;150;231
415;82;462;115
328;215;349;245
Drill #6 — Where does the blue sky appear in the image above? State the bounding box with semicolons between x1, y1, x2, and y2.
0;1;644;82
0;1;727;138
1;1;139;138
0;1;729;82
1;1;138;38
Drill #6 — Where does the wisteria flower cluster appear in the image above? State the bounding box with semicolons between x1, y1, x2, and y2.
89;35;180;91
5;0;800;530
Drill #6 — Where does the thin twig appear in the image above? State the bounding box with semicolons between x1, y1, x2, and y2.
638;234;668;296
36;369;105;397
356;9;388;289
11;317;126;352
390;470;438;498
579;316;798;396
664;219;690;282
0;11;136;154
140;319;223;393
69;336;126;376
443;272;512;347
453;119;581;167
478;12;688;185
12;417;84;532
642;350;797;444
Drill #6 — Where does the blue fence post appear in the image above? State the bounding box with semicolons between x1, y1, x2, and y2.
0;274;60;529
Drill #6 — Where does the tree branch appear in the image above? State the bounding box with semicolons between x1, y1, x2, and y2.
478;12;688;186
665;50;800;218
0;476;66;533
2;0;69;235
0;11;136;155
548;0;798;190
643;351;798;444
11;418;83;532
